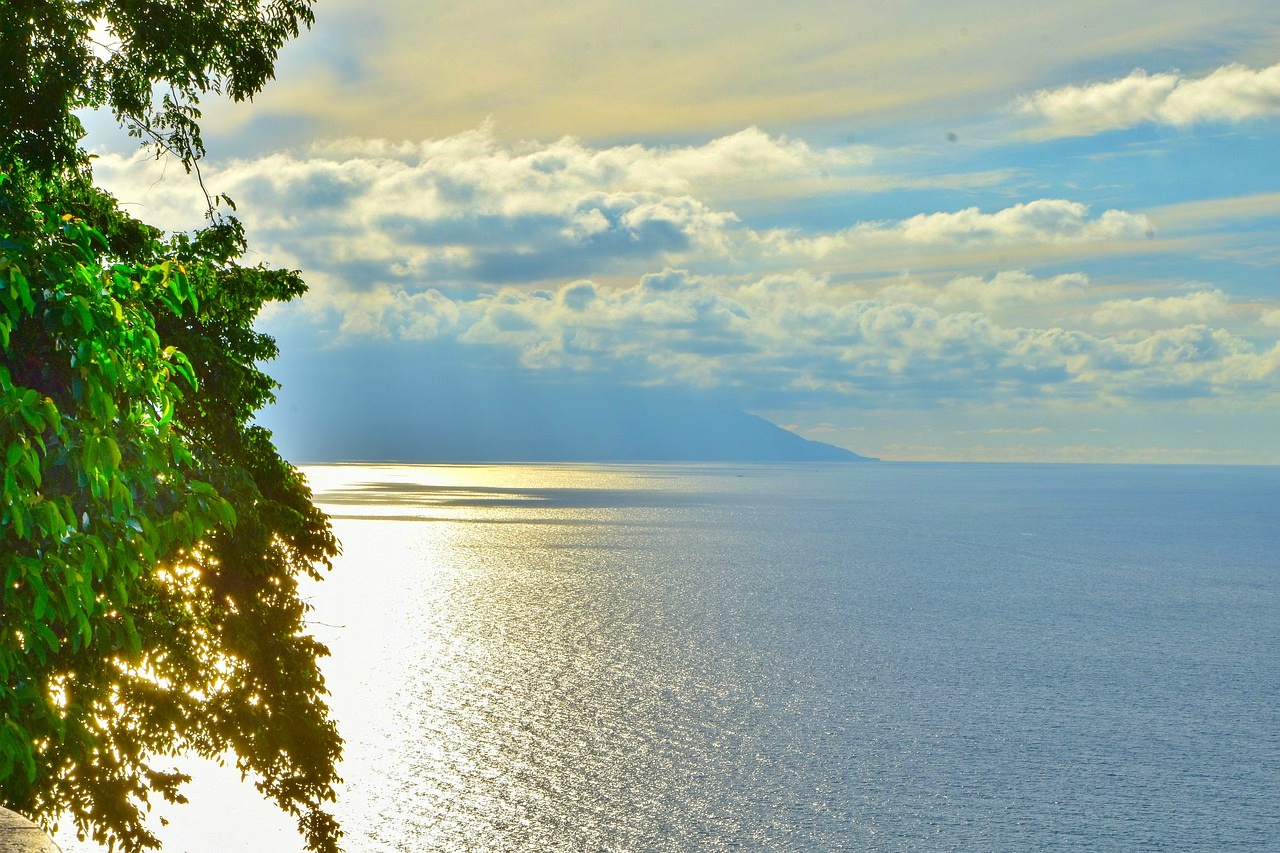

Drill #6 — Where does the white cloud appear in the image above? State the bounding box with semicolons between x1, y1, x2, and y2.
877;440;1278;464
88;126;1280;417
1091;290;1230;328
1018;70;1179;136
165;0;1279;158
881;270;1088;321
294;267;1280;408
896;201;1150;245
1160;63;1280;125
94;128;1152;294
762;200;1151;264
940;270;1089;313
953;427;1054;435
1019;62;1280;137
306;123;867;203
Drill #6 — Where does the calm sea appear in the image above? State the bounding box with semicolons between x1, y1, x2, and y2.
59;463;1280;851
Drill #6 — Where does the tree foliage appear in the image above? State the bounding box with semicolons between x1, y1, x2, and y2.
1;0;314;172
1;2;342;851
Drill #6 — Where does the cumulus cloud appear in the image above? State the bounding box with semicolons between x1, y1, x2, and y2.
248;122;865;213
759;200;1152;264
93;126;1154;298
893;201;1150;245
1018;70;1179;137
88;125;1280;414
1019;62;1280;137
302;267;1280;407
97;126;864;290
1091;290;1230;328
1160;64;1280;124
882;270;1089;322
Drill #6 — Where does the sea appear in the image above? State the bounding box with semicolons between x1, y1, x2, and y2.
57;462;1280;852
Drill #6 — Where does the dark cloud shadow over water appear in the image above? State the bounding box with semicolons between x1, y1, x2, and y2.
317;481;692;510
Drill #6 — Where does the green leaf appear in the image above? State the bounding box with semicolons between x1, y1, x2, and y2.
17;449;40;489
100;436;121;470
40;397;62;434
171;353;198;390
33;621;59;654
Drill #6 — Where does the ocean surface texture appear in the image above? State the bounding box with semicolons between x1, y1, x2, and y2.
60;463;1279;851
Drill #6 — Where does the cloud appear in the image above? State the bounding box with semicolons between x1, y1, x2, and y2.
1019;62;1280;137
301;123;868;204
291;267;1280;409
88;126;1280;420
927;270;1086;311
1143;191;1280;232
1161;64;1280;125
1091;290;1229;328
894;200;1150;245
96;126;871;285
1018;70;1179;137
876;440;1278;464
93;127;1153;295
757;201;1152;267
953;427;1053;435
163;0;1279;158
879;270;1092;329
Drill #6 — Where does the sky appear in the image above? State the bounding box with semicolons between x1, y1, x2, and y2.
82;0;1280;463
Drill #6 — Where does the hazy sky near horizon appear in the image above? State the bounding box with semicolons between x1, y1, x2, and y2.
85;0;1280;463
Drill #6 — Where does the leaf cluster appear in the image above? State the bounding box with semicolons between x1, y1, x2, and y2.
0;0;314;173
0;151;341;853
1;3;345;849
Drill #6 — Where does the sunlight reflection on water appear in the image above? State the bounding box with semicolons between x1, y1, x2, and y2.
300;464;883;850
56;463;1280;852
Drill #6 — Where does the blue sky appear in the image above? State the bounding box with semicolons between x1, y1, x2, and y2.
84;0;1280;462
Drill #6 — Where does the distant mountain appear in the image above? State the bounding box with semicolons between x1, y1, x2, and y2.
260;346;873;463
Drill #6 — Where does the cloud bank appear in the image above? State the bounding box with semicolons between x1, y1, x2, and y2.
95;125;1152;293
315;269;1280;408
1019;62;1280;137
91;124;1280;457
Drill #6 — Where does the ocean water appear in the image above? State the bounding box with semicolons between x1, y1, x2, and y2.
59;463;1280;851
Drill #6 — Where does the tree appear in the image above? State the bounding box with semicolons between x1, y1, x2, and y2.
1;3;343;851
1;0;314;173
